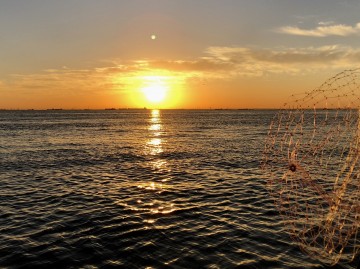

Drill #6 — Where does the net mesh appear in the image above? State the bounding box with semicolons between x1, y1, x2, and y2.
263;69;360;265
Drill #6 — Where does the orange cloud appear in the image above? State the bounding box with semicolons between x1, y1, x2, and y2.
2;44;360;109
148;59;233;72
4;45;360;93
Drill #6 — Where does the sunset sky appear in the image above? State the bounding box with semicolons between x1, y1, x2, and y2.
1;0;360;109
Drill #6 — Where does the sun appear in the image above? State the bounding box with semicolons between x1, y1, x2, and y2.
143;83;167;103
123;73;184;109
140;76;169;105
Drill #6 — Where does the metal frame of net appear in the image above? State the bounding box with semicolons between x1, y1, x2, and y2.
263;69;360;266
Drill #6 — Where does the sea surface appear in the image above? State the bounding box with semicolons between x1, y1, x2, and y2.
0;109;357;268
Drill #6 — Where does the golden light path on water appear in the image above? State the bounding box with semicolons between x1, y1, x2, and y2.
136;109;176;224
147;109;163;156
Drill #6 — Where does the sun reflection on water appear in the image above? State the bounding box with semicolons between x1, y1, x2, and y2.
149;123;161;132
150;109;161;123
135;109;175;223
145;109;164;156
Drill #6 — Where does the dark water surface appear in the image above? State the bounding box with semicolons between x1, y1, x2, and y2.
0;110;356;268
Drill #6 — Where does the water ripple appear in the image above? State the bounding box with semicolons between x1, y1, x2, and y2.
0;110;349;268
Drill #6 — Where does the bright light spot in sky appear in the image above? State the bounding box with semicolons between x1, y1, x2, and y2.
151;34;156;40
142;83;167;103
124;73;185;109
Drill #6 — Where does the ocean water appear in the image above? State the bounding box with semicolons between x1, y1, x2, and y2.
0;109;357;269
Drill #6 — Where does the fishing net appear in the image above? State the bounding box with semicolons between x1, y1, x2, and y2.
263;69;360;266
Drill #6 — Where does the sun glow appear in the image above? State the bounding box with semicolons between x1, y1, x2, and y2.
142;83;167;103
121;71;186;109
139;76;173;107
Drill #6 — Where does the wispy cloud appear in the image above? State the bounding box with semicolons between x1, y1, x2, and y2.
8;68;110;94
278;22;360;37
204;45;360;76
2;45;360;97
149;59;233;72
318;21;335;26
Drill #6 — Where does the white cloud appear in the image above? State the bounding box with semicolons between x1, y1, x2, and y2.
318;21;335;26
278;22;360;37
